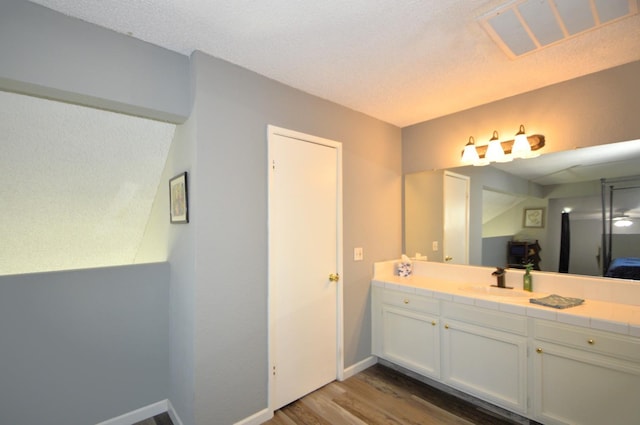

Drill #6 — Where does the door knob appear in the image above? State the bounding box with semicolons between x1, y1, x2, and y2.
445;256;453;262
329;273;340;282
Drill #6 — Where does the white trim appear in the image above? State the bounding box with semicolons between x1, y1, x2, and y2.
342;356;378;381
94;400;167;425
267;124;344;411
443;170;470;265
233;408;273;425
167;400;185;425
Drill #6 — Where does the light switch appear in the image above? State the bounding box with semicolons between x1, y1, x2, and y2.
432;241;439;251
354;247;364;261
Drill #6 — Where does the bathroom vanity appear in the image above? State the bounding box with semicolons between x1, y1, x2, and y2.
371;260;640;425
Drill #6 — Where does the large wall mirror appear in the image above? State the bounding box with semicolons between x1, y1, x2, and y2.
404;139;640;279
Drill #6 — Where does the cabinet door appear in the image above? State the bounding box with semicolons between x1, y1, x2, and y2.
533;342;640;425
380;305;440;379
441;319;527;414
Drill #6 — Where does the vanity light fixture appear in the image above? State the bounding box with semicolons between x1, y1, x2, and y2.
485;130;512;163
461;124;545;166
512;125;531;158
461;136;480;165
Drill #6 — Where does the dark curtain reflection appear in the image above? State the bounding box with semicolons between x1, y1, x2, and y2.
559;212;570;273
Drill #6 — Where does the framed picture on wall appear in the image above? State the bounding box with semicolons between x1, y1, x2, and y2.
169;172;189;223
523;207;544;228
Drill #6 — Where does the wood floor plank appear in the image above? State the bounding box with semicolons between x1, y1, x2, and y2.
262;364;529;425
410;395;475;425
360;365;520;425
277;400;335;425
339;373;467;425
298;388;368;425
329;390;406;425
269;410;300;425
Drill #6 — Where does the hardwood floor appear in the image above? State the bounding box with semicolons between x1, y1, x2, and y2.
134;364;537;425
264;364;533;425
133;412;173;425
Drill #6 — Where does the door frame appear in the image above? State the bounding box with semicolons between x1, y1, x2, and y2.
266;125;344;413
443;170;470;265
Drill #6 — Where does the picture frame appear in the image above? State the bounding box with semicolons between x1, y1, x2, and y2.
523;207;544;228
169;172;189;223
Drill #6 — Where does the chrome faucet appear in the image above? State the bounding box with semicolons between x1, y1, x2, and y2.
491;267;512;289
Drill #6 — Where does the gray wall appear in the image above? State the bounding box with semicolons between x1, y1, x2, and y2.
137;107;198;425
0;263;170;425
403;60;640;174
137;50;402;424
184;52;402;424
0;0;190;123
482;236;513;267
0;5;402;423
405;165;543;267
402;61;640;272
455;165;543;267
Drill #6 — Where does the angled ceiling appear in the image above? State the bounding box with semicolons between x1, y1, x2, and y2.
0;91;175;275
492;139;640;186
28;0;640;127
486;139;640;222
5;1;640;275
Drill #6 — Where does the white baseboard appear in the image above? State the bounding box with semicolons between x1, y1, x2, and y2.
233;408;272;425
230;357;377;425
167;400;185;425
341;355;377;380
95;400;168;425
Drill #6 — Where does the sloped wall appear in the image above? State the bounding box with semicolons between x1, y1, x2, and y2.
0;91;175;276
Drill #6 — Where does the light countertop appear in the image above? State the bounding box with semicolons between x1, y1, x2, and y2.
373;273;640;338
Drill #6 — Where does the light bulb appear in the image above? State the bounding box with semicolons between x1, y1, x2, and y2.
512;125;531;159
461;136;480;165
485;131;506;163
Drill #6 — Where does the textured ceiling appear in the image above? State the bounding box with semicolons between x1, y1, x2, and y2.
6;1;640;275
27;0;640;127
0;91;175;275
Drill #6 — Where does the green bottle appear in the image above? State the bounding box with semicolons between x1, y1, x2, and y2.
523;263;533;292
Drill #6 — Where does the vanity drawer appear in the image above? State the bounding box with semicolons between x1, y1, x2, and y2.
381;289;440;315
442;302;527;336
534;320;640;362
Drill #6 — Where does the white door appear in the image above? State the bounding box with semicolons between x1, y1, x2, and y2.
268;126;343;411
443;171;470;264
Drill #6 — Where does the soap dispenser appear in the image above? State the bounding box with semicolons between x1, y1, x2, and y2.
523;263;533;292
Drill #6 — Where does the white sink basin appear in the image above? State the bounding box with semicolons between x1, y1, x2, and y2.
459;285;531;298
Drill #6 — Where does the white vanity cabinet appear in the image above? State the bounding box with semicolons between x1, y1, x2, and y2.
372;286;440;379
372;278;640;424
440;302;528;414
532;320;640;425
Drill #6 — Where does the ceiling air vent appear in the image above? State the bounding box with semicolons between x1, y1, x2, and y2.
479;0;639;59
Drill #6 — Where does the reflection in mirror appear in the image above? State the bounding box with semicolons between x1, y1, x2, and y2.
404;139;640;280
